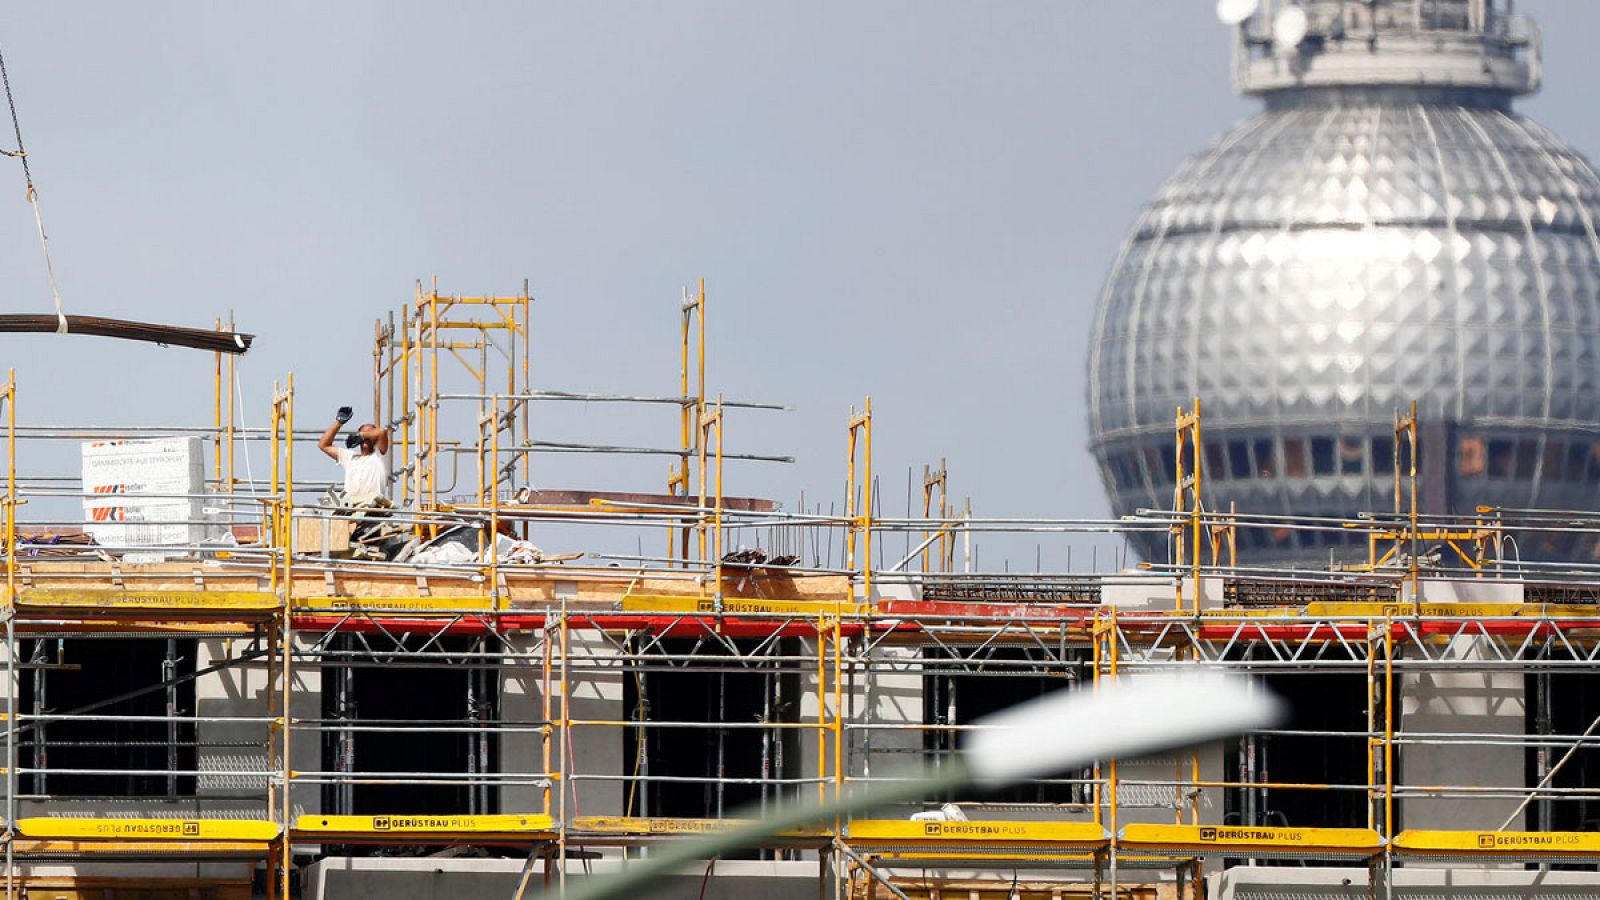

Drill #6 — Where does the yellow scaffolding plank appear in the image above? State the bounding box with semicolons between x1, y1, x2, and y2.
1393;830;1600;857
569;816;828;838
15;818;280;841
620;594;863;616
294;814;554;839
1118;824;1381;856
14;588;279;612
847;820;1107;847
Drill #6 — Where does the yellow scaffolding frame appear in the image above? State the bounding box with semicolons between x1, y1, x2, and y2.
6;301;1600;899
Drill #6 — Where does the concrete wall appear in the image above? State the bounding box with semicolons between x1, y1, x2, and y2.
1215;864;1600;898
195;638;290;819
536;630;623;819
307;856;824;900
1399;636;1526;832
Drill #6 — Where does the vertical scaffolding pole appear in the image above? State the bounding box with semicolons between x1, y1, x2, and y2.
920;460;947;575
3;609;12;900
214;318;224;484
556;604;571;893
671;280;705;563
832;618;845;804
1395;403;1420;605
1173;401;1205;829
697;398;725;604
427;283;441;510
1173;400;1203;616
277;375;296;900
815;616;828;806
3;371;14;898
489;394;502;611
521;280;532;491
541;619;554;818
846;400;873;599
1104;607;1121;899
2;370;12;605
402;286;416;505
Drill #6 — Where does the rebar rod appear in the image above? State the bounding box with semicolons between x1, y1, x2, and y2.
0;314;253;353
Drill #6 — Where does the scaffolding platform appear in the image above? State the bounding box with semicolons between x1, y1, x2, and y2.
1392;829;1600;861
844;820;1107;851
293;814;555;844
7;818;277;863
565;817;831;850
1117;825;1382;859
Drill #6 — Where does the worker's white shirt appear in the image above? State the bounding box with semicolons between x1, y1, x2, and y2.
336;447;391;504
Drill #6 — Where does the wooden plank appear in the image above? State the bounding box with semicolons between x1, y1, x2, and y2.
15;589;278;612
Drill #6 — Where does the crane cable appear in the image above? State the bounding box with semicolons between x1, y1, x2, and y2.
0;37;68;334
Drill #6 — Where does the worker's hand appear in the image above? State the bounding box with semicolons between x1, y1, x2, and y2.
335;406;353;424
345;433;363;449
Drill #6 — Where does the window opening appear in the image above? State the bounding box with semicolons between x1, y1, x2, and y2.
924;646;1089;806
1282;438;1309;479
1565;442;1588;483
1229;441;1252;479
19;638;197;799
1252;439;1276;478
1372;436;1395;475
320;634;498;820
1526;669;1600;845
1488;439;1515;478
1227;669;1371;844
1205;442;1228;482
1311;437;1336;476
623;637;799;829
1514;439;1538;480
1339;437;1364;475
1459;436;1487;477
1542;441;1564;483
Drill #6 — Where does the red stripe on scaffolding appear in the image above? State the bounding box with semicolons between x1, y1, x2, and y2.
289;613;894;638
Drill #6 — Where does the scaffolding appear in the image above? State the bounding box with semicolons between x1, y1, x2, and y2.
0;290;1598;899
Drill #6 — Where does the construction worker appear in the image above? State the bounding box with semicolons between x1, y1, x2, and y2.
318;406;392;505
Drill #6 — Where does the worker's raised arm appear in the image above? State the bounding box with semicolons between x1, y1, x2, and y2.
320;406;354;461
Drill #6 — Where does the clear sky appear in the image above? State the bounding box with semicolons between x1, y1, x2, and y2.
2;3;1597;568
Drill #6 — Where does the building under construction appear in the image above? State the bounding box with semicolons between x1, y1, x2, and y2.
0;277;1595;900
3;1;1600;899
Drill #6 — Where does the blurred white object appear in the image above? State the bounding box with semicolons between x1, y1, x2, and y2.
1216;0;1259;26
965;673;1281;788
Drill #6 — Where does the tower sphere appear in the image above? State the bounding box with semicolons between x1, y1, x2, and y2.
1087;0;1600;561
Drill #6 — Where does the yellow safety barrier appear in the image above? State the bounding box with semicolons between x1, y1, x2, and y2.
294;813;555;840
620;594;864;616
1118;824;1382;856
570;816;828;839
15;818;279;841
847;820;1107;847
293;596;503;613
1393;830;1600;857
14;589;279;612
